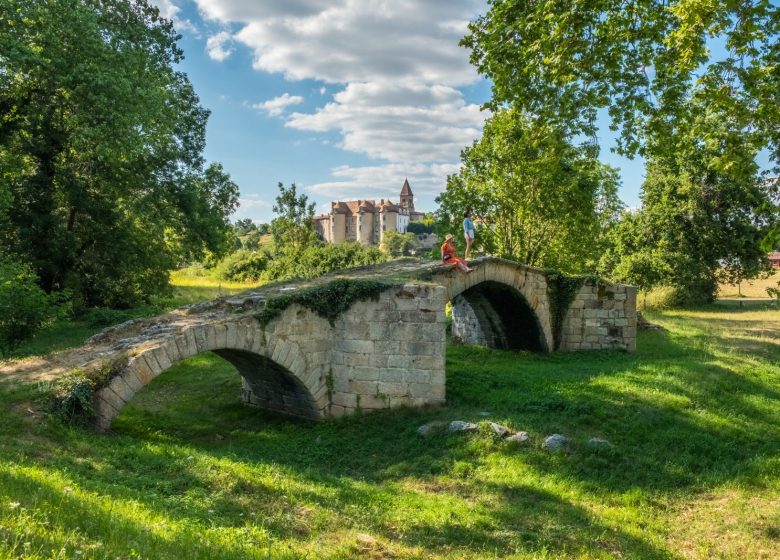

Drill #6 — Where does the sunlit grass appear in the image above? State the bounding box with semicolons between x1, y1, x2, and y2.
1;304;778;558
718;270;779;299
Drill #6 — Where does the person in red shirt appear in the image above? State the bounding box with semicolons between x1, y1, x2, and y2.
441;233;474;273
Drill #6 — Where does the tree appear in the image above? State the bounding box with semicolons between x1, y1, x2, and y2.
0;259;61;357
463;1;780;165
234;218;257;236
270;182;319;254
437;109;621;272
0;0;238;307
381;231;419;257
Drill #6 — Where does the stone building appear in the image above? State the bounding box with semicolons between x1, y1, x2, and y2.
313;179;425;245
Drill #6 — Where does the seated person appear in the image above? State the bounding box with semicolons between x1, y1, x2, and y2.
441;233;474;273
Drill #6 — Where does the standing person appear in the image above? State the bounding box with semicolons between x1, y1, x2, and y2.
463;209;475;260
441;234;474;273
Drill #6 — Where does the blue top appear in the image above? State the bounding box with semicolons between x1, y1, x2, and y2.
463;217;474;234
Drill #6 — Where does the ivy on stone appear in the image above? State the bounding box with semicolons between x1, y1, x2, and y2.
255;279;396;328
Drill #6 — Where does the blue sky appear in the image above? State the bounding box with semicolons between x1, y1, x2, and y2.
151;1;721;224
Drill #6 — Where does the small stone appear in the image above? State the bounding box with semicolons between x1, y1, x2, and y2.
448;420;478;432
588;438;613;449
416;421;447;436
542;434;569;451
488;422;511;438
506;431;530;445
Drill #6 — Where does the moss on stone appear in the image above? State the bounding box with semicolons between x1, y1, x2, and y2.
255;278;397;328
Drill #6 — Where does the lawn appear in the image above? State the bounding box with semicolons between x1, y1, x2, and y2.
718;270;779;299
0;296;778;558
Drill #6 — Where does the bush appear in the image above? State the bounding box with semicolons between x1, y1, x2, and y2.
46;371;95;424
215;249;270;282
640;285;685;310
264;243;388;281
0;259;62;357
407;222;434;235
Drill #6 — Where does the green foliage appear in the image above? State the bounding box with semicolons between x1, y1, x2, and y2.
437;109;622;272
544;271;593;350
642;285;686;310
255;279;394;328
215;249;269;282
0;259;61;357
45;371;94;424
406;221;434;235
601;159;773;305
463;1;780;168
380;230;419;257
0;0;238;307
270;183;318;254
263;242;387;282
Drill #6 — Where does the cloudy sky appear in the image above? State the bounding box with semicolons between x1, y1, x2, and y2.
152;0;647;223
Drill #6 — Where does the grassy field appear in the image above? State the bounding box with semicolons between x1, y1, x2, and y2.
718;270;779;299
0;285;779;558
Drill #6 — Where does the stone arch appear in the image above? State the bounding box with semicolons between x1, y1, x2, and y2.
431;260;554;351
93;307;333;431
451;281;547;351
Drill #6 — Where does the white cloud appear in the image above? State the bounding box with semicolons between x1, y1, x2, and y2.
307;162;461;200
191;0;489;203
253;93;305;117
149;0;198;34
287;82;484;163
206;31;235;61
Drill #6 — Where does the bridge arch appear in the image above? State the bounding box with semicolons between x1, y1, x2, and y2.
94;308;334;431
429;259;554;352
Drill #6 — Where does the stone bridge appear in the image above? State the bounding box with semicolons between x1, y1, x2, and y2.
55;258;636;430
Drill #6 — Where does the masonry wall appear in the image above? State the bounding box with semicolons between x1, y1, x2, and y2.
326;283;447;417
559;282;637;352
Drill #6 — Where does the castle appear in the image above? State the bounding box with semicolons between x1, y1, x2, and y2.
313;179;426;245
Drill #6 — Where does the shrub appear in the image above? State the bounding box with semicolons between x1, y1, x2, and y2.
264;243;388;281
640;285;685;310
215;249;270;282
46;371;95;424
0;259;62;357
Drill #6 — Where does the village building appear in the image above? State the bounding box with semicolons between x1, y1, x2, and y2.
314;179;426;246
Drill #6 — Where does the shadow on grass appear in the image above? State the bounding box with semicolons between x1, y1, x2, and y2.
2;305;779;558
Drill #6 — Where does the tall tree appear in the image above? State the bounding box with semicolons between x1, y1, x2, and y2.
270;182;318;254
437;109;621;272
0;0;238;307
463;0;780;165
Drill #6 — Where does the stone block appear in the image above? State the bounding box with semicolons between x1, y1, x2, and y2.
369;322;388;340
331;392;357;408
344;322;370;340
128;355;154;386
378;381;409;397
215;323;228;348
151;346;172;372
336;339;374;354
377;368;405;383
225;323;239;349
409;355;442;371
387;355;410;369
408;382;435;398
328;404;347;418
98;386;126;411
343;352;370;367
349;379;378;395
404;369;431;384
357;394;389;409
140;349;162;375
352;366;380;381
369;354;389;368
108;375;135;403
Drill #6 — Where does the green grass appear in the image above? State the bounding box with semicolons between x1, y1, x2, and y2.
1;303;779;558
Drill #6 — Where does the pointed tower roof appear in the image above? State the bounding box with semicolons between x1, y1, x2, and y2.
400;178;413;196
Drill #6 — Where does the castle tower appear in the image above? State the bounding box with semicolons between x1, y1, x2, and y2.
399;178;414;211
